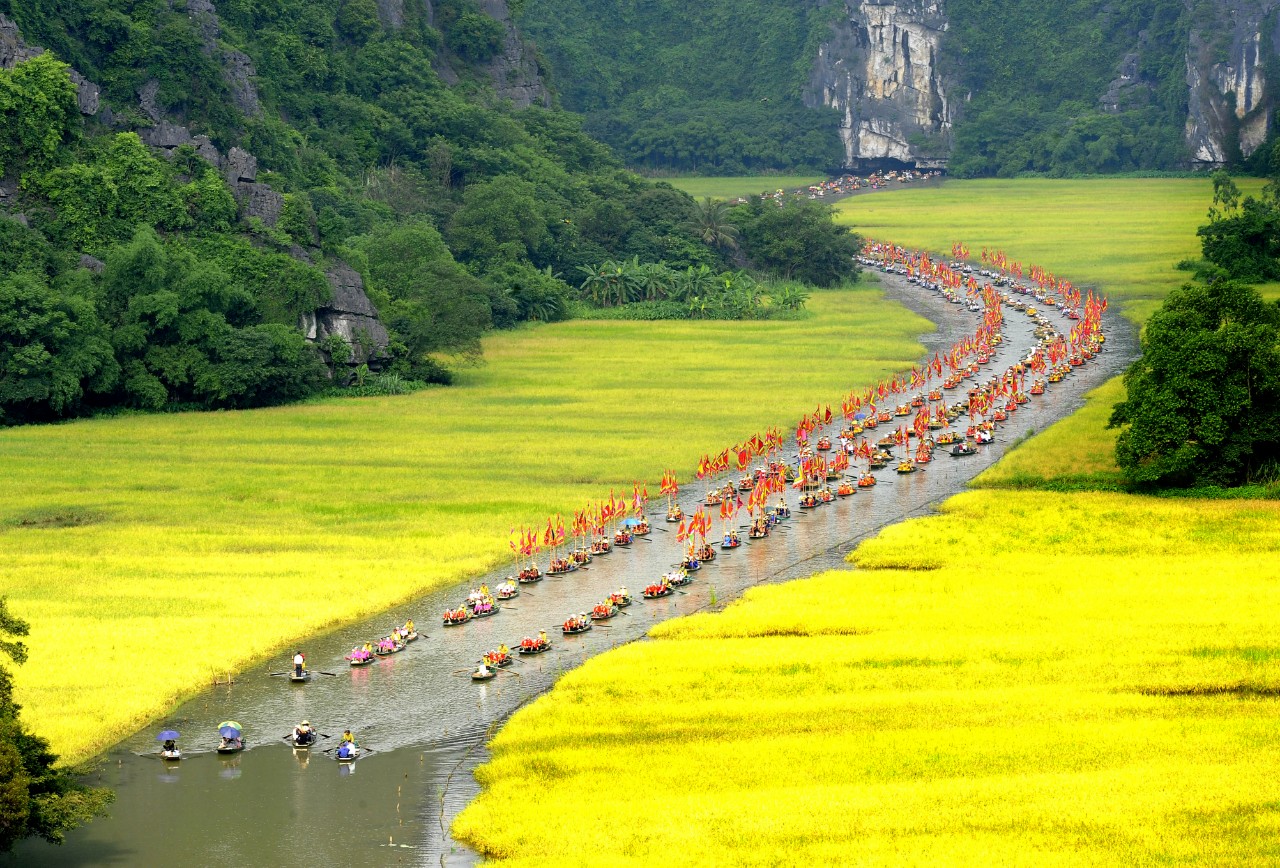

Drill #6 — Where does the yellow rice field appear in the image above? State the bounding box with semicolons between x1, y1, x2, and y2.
837;177;1265;323
455;489;1280;865
1;289;930;762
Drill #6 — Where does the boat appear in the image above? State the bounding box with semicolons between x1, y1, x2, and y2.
546;557;577;576
290;733;318;749
643;583;672;599
289;670;312;683
335;746;360;763
680;555;702;571
374;642;405;655
590;539;612;555
470;605;499;619
571;549;593;565
836;481;855;497
160;747;182;761
704;490;723;506
496;582;519;600
815;437;831;451
696;543;717;562
563;617;592;635
590;602;618;620
950;442;978;457
748;523;769;539
401;630;419;643
895;461;917;474
443;608;472;627
857;473;877;488
610;592;633;608
613;530;633;547
737;476;755;491
216;740;245;755
667;570;693;588
798;492;818;509
518;639;552;655
665;506;683;522
721;532;742;549
632;519;651;536
471;667;496;682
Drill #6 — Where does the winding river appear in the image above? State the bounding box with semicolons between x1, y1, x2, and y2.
8;270;1138;867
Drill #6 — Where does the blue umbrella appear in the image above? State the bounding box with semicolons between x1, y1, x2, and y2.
218;725;241;738
156;730;181;741
853;412;867;421
622;517;643;527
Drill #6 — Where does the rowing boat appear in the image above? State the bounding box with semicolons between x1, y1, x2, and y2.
289;670;312;683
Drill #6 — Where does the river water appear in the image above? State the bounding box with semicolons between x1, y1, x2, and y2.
9;272;1137;867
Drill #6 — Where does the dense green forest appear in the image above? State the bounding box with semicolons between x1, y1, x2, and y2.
0;1;862;424
942;0;1191;176
519;0;1279;177
514;0;845;174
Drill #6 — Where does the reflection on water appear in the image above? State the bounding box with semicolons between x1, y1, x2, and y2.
8;275;1137;868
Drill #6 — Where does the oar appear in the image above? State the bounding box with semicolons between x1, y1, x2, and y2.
268;672;290;677
318;671;339;677
497;668;522;677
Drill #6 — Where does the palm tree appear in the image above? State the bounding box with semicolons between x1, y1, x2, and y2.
683;197;740;251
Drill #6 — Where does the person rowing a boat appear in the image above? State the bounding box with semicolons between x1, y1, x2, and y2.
404;619;414;634
293;721;315;746
341;729;357;747
497;643;511;659
538;630;548;647
293;650;305;678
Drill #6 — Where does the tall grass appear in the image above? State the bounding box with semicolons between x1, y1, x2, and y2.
0;289;929;761
455;489;1280;865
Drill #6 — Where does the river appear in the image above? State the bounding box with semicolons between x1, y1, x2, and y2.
8;270;1138;867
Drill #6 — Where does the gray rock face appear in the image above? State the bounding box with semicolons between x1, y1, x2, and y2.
805;1;952;170
183;0;261;116
304;263;392;373
0;13;100;116
1184;0;1280;167
78;254;105;274
476;0;551;108
376;0;406;29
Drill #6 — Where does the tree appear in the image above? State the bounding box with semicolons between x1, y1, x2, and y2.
0;597;113;853
1109;280;1280;487
731;199;861;287
1197;170;1280;282
0;273;118;424
683;197;739;252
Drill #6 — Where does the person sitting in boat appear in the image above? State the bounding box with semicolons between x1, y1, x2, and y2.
404;619;415;634
497;643;511;658
219;735;242;750
294;721;315;746
162;739;177;753
538;630;548;647
337;740;356;760
293;650;305;678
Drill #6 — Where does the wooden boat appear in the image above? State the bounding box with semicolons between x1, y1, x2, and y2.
857;474;877;488
632;520;651;536
442;610;472;627
815;437;832;451
748;524;769;539
562;619;592;635
374;642;405;655
290;734;318;749
289;670;312;683
696;544;716;562
590;539;612;555
348;654;374;666
836;482;855;497
517;566;542;582
721;535;741;549
571;549;593;565
401;630;419;643
518;640;551;655
895;461;917;474
216;740;245;755
737;476;755;491
590;603;618;621
496;584;519;600
160;748;182;761
863;416;879;429
471;667;497;682
798;493;818;509
680;557;702;571
818;487;835;503
643;584;673;599
667;570;693;588
876;436;897;450
470;605;499;619
335;747;360;763
950;442;978;457
704;490;723;506
613;530;633;547
610;592;633;608
665;507;684;522
547;559;577;576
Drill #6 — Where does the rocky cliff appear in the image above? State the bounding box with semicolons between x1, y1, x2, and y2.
805;0;953;171
807;0;1280;171
1184;0;1280;167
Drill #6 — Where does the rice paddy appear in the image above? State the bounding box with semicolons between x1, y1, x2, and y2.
454;489;1280;865
1;288;930;762
837;177;1266;323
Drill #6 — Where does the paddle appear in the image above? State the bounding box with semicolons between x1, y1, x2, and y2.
268;672;290;677
318;671;339;677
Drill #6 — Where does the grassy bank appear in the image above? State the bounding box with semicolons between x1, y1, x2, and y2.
2;288;929;762
666;175;825;200
837;177;1264;323
454;486;1280;865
